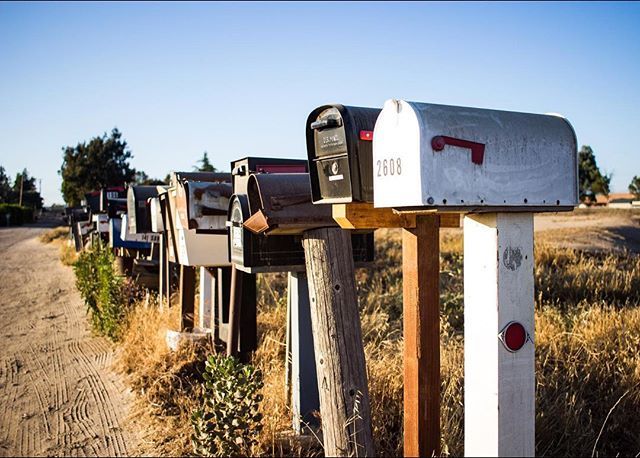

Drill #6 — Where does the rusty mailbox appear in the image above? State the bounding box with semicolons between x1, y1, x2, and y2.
372;100;578;211
306;104;381;204
166;172;232;267
228;170;374;273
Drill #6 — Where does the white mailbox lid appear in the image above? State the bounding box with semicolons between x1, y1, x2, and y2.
150;197;164;233
372;100;578;211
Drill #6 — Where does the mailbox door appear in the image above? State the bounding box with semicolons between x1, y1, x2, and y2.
176;181;231;232
373;100;578;210
306;105;380;204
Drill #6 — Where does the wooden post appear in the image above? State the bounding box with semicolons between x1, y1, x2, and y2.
402;215;441;457
302;227;375;457
288;271;320;434
158;234;165;308
179;264;196;331
464;213;535;457
226;267;257;362
199;266;215;329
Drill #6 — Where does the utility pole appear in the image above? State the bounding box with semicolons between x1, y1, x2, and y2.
18;174;24;206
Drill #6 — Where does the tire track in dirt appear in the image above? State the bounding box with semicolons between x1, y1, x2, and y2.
0;226;138;457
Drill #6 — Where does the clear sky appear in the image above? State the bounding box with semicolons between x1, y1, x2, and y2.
1;1;639;205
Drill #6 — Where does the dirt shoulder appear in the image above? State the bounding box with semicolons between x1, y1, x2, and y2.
0;225;138;457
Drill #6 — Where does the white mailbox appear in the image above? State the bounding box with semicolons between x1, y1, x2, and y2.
150;195;164;233
373;100;578;211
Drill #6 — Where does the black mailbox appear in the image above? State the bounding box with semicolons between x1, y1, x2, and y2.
100;187;127;213
305;104;381;204
127;185;164;234
228;172;374;273
231;157;308;195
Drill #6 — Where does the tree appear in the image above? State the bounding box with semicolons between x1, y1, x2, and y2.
0;166;11;203
629;176;640;200
195;151;217;172
578;145;611;203
59;128;136;206
13;169;43;209
134;170;167;186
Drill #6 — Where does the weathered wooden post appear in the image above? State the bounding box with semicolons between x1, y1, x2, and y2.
302;228;375;457
199;266;215;329
179;264;196;330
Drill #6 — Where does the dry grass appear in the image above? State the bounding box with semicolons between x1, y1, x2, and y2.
39;226;69;243
116;225;640;456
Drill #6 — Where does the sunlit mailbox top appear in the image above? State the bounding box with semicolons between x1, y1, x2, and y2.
372;100;578;211
306;104;381;204
231;157;308;195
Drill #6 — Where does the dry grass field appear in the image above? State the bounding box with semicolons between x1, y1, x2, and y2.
117;208;640;456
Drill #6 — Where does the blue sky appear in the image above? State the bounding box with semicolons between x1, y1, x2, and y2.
1;1;639;205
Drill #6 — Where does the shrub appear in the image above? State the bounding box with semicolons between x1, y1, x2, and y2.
191;354;264;457
73;241;131;340
0;203;34;226
39;226;69;244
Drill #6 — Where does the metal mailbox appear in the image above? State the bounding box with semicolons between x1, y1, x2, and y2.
107;198;128;219
164;172;232;267
127;185;166;234
231;157;308;195
372;100;578;211
150;196;164;233
244;173;335;235
99;187;127;213
109;216;152;250
306;104;381;204
228;172;374;273
174;174;231;232
120;214;159;244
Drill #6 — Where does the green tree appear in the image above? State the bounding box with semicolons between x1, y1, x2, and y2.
0;166;11;203
13;168;43;209
195;151;217;172
629;175;640;200
578;145;611;203
59;128;136;206
134;171;167;186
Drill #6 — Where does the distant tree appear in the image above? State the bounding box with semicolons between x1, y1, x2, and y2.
195;151;217;172
12;169;43;209
59;128;136;206
0;166;11;203
135;170;167;186
629;176;640;200
578;145;611;203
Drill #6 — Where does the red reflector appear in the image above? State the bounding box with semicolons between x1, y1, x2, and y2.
359;130;373;141
500;321;527;352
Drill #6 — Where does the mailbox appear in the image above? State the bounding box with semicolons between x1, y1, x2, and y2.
228;172;374;273
174;174;231;232
372;100;578;211
107;198;128;219
109;216;152;250
231;157;308;195
83;190;102;215
120;214;159;244
92;213;110;234
99;187;127;213
127;186;166;234
306;104;381;204
164;172;232;267
150;196;164;233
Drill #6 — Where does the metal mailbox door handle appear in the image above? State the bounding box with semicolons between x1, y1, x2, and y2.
310;117;342;130
431;135;485;165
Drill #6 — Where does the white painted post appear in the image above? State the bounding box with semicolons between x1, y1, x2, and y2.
288;271;320;434
199;266;215;330
464;213;535;457
158;234;165;308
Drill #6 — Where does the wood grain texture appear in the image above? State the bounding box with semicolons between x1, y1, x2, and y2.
333;203;460;229
302;227;375;457
179;265;196;331
402;215;441;457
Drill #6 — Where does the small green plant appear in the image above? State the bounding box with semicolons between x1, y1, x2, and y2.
73;240;127;340
191;354;264;457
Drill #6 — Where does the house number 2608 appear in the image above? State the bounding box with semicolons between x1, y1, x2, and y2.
377;158;402;177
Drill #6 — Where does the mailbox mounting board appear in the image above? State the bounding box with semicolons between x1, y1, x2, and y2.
373;100;578;212
306;105;381;204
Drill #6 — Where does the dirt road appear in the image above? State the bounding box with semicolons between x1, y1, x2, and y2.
0;224;137;457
